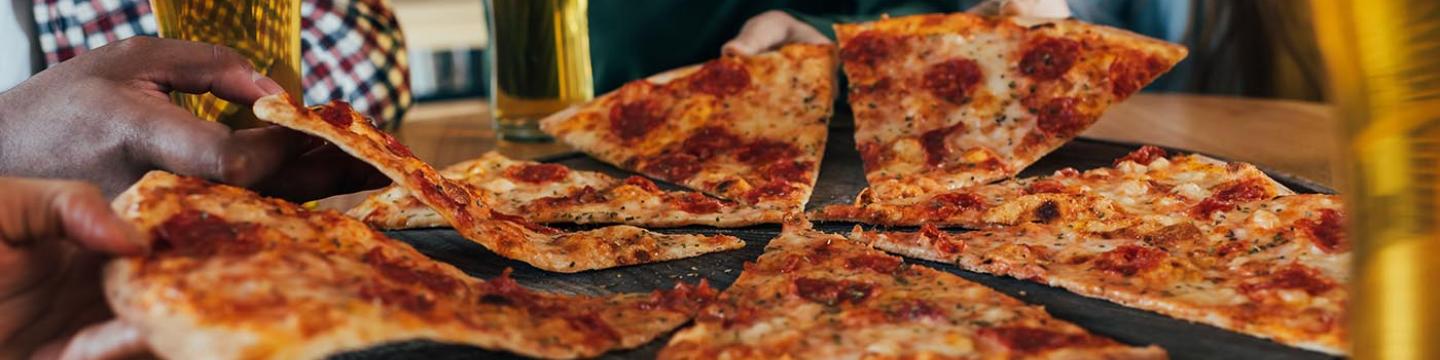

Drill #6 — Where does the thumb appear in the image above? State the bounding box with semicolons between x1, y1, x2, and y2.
128;100;311;188
723;10;829;56
0;178;146;255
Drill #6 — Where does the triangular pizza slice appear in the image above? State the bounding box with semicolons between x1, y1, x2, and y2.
848;194;1348;354
107;171;715;359
815;146;1294;228
253;94;743;272
540;43;837;212
348;152;786;229
835;13;1187;199
659;222;1165;358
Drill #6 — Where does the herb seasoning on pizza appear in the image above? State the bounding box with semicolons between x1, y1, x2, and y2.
835;13;1187;199
540;43;837;213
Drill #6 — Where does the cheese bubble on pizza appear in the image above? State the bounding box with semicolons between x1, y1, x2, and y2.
540;43;837;213
850;194;1348;355
348;152;786;229
253;94;743;272
835;13;1187;199
660;222;1166;359
106;171;715;360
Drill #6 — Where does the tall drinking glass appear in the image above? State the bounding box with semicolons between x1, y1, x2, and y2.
1312;1;1440;358
486;0;593;142
151;0;303;129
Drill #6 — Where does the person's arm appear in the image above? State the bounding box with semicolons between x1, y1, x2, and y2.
0;37;388;200
723;0;1073;56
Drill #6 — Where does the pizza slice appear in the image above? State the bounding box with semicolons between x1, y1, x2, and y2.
106;171;715;359
835;13;1188;199
815;146;1294;228
252;94;743;272
347;152;786;229
659;222;1165;359
848;194;1348;354
540;43;837;212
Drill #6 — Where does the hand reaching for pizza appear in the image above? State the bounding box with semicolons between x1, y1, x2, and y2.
0;37;389;201
0;178;149;360
721;1;1073;56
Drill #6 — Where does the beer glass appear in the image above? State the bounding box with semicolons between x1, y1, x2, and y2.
1312;0;1440;358
151;0;303;129
486;0;594;142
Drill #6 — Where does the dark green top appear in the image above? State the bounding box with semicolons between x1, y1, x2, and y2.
587;0;976;93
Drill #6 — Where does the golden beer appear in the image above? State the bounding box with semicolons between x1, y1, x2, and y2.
151;0;302;129
487;0;593;141
1312;1;1440;358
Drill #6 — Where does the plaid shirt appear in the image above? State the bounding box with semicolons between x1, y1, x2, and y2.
32;0;412;126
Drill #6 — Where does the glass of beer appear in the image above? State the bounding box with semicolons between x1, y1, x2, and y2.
486;0;594;142
1312;0;1440;359
151;0;303;129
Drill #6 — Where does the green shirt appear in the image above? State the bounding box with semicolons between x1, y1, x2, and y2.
587;0;973;93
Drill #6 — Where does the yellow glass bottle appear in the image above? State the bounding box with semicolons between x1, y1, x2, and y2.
151;0;303;129
1312;1;1440;358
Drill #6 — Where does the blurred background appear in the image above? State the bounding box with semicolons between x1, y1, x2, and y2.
399;0;1327;104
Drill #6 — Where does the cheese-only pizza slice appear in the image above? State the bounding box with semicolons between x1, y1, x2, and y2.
106;171;715;360
659;222;1165;359
253;94;743;272
348;152;786;229
836;13;1187;199
540;43;837;213
815;146;1294;229
849;194;1348;355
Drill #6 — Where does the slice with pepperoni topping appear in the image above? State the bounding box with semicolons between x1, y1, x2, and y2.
106;171;715;359
835;13;1187;200
253;94;743;272
816;146;1294;228
659;222;1163;359
848;193;1349;355
348;152;787;229
540;43;836;213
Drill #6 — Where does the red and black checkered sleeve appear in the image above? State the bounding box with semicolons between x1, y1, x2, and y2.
31;0;412;126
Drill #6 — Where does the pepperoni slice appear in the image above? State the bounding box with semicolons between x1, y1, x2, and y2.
1240;264;1336;296
642;153;702;182
489;210;562;235
669;192;725;214
154;210;263;257
609;99;666;141
840;31;897;66
1114;145;1168;166
920;123;965;167
858;142;885;169
1020;37;1082;80
503;163;570;184
1109;53;1167;98
1298;209;1346;253
1034;97;1090;136
362;248;461;293
736;141;800;165
979;326;1103;354
925;192;985;219
679;126;740;159
1091;245;1167;276
743;181;797;203
689;60;751;96
843;254;903;274
622;176;662;193
793;277;874;306
924;58;984;104
317;102;355;128
379;132;414;158
1191;179;1269;218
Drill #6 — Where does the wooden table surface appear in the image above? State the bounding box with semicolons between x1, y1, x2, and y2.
393;93;1342;187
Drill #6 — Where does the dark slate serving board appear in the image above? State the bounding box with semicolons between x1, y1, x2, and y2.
334;126;1338;360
